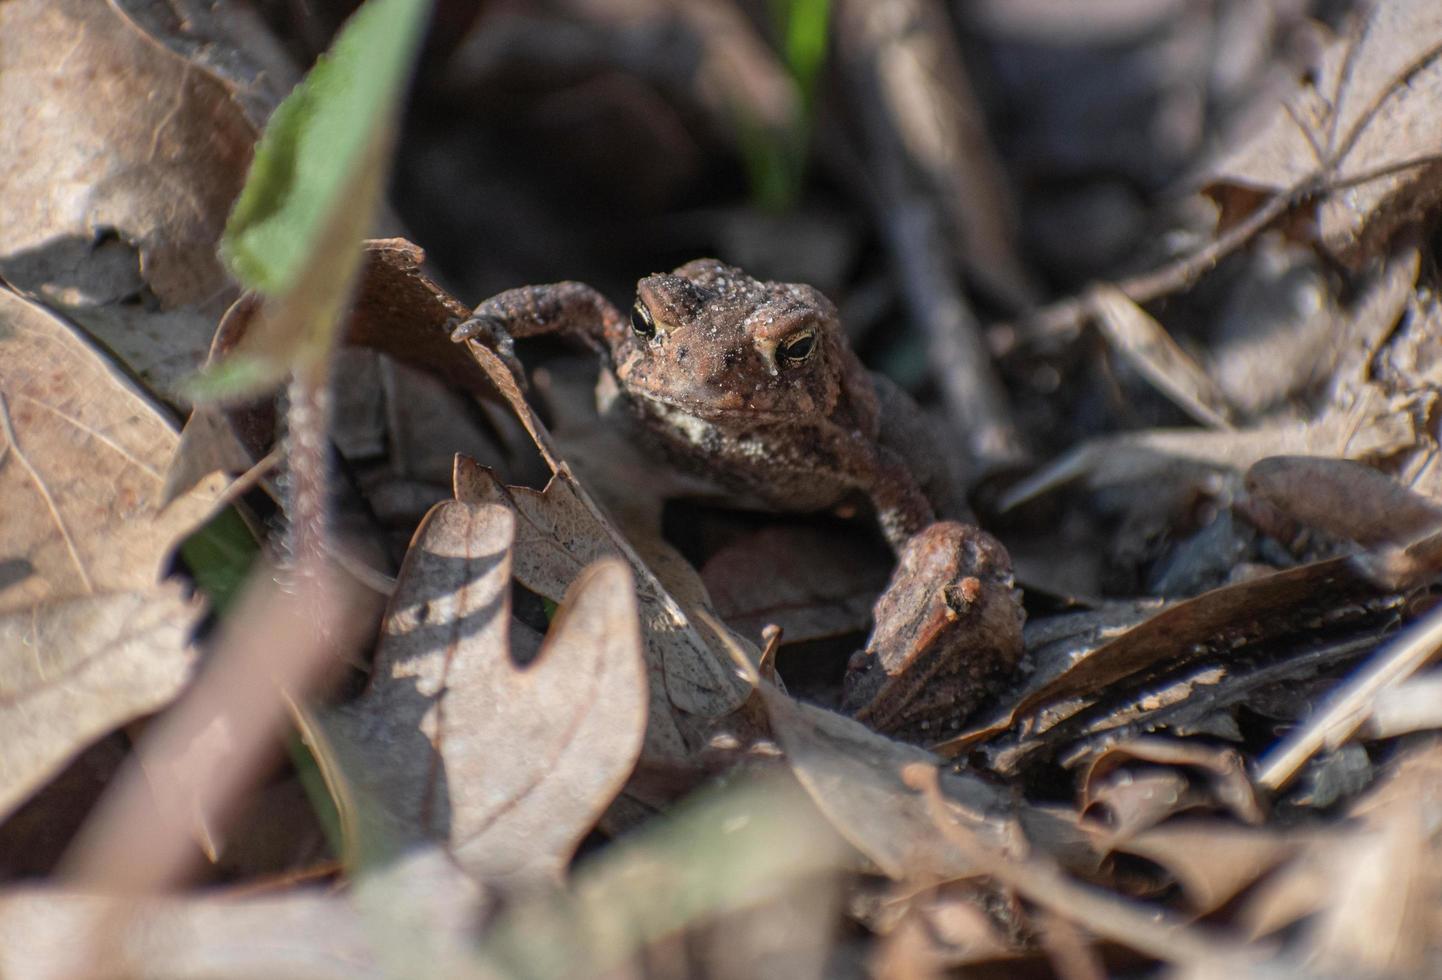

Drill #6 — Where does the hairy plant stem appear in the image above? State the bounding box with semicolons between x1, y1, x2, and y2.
283;364;333;594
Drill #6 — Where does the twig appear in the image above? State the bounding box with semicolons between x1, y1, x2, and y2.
1001;185;1303;352
834;0;1025;466
996;102;1442;354
1256;599;1442;792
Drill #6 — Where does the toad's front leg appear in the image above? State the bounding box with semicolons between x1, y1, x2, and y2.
451;281;626;378
868;445;941;553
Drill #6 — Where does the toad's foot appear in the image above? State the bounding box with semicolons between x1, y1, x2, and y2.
844;521;1024;742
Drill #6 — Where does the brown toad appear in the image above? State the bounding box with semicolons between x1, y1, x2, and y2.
453;258;957;550
453;259;1023;740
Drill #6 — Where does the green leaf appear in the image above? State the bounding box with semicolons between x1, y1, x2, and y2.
180;351;280;402
178;507;260;616
775;0;830;108
191;0;429;402
221;0;430;296
740;0;830;211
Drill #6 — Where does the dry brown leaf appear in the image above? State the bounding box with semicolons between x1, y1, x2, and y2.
454;460;752;741
903;765;1245;968
345;240;501;399
0;287;225;614
751;676;1030;882
165;240;518;501
61;558;373;891
317;501;646;885
1246;455;1442;549
1011;557;1379;730
1303;805;1434;975
0;0;255;307
1091;286;1234;429
0;2;293;398
109;0;297;128
0;584;202;822
702;525;891;644
1205;0;1442;261
69;305;232;405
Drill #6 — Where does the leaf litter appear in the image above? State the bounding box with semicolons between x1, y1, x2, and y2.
10;0;1442;976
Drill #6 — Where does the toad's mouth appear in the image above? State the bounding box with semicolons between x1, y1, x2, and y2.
626;386;794;427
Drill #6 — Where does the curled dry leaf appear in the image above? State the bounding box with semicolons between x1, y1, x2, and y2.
867;888;1020;973
0;287;225;614
0;584;203;822
902;766;1243;969
315;501;647;885
1205;0;1442;262
1082;737;1265;829
1099;822;1304;916
1082;768;1202;843
166;237;510;503
0;0;255;307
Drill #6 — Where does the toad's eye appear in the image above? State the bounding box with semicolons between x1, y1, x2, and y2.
777;329;816;366
630;302;656;339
